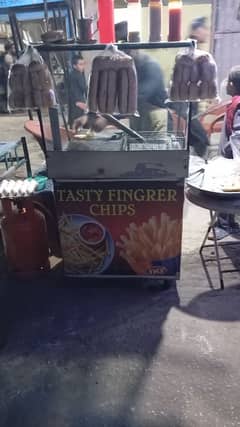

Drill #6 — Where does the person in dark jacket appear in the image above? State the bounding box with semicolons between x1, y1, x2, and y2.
115;21;128;42
134;52;168;109
130;51;169;132
68;55;87;129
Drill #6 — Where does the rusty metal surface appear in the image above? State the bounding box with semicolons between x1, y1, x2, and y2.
46;150;189;180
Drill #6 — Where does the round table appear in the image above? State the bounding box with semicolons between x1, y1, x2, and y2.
186;187;240;214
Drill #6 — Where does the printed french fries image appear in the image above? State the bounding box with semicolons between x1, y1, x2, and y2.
117;213;182;275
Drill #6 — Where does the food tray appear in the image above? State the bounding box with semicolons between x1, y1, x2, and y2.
127;132;185;151
187;158;240;198
68;130;126;152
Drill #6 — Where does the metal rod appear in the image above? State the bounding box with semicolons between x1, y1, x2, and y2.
21;137;32;178
13;13;24;51
53;7;58;30
199;250;214;290
79;0;84;20
68;2;76;40
49;106;63;151
199;210;217;290
34;40;196;53
102;114;145;143
47;52;71;144
8;13;20;58
36;108;47;158
186;101;193;152
71;0;78;39
28;109;33;121
210;210;224;290
43;0;49;31
57;5;62;30
199;211;217;255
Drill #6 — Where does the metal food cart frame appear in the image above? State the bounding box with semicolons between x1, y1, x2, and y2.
35;40;194;281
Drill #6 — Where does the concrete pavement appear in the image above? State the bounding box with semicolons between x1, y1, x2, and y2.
0;114;240;427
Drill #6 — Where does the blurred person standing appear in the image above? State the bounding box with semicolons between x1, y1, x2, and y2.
188;16;209;46
0;40;16;112
4;40;16;69
68;54;87;129
130;50;168;132
188;17;211;118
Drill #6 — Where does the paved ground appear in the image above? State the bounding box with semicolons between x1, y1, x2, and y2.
0;115;240;427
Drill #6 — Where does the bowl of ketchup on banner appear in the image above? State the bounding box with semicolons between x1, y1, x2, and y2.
79;220;106;249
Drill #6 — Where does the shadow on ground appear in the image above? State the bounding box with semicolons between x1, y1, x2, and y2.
180;283;240;321
0;258;240;426
0;277;181;427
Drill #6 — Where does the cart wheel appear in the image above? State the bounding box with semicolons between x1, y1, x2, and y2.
143;279;175;291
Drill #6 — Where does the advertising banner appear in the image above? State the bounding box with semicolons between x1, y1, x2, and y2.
0;0;61;8
55;180;184;278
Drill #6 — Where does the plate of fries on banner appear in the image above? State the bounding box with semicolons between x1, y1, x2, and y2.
58;214;115;275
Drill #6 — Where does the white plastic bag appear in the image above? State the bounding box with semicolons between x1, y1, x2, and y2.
88;44;138;115
8;45;55;110
170;47;218;102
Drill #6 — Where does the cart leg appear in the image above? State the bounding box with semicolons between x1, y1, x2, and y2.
199;211;217;254
209;210;224;290
200;210;224;290
4;153;9;170
28;109;33;121
36;108;47;157
21;137;32;178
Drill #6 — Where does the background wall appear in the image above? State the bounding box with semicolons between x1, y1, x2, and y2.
212;0;240;84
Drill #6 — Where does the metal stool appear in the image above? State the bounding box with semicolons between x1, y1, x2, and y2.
186;188;240;289
0;136;31;180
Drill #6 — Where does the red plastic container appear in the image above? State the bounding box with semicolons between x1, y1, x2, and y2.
168;0;182;41
97;0;115;43
149;0;162;42
1;198;50;278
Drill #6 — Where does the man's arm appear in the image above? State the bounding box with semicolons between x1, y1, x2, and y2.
4;53;13;67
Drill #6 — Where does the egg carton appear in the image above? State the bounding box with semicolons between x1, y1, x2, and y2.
0;179;38;199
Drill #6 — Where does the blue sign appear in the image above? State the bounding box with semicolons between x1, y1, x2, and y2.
0;0;61;7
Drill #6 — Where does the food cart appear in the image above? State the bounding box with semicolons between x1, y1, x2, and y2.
36;40;193;281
